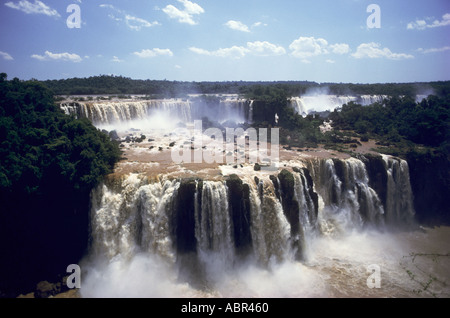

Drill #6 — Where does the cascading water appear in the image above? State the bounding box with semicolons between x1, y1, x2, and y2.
289;95;387;115
61;97;252;127
61;100;193;125
76;153;445;298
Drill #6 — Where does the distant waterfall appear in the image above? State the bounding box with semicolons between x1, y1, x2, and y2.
289;95;387;115
61;97;252;127
61;100;192;125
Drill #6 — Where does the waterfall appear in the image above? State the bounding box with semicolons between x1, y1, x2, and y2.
381;155;415;227
289;97;308;117
87;155;415;263
89;174;180;262
82;154;418;297
61;100;192;126
289;95;388;115
61;97;252;128
195;181;234;265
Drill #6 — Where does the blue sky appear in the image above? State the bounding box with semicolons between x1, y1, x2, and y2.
0;0;449;83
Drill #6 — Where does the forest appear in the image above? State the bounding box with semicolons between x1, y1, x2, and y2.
42;74;450;98
0;73;122;297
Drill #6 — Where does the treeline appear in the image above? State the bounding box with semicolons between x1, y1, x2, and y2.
41;75;450;98
329;95;449;151
0;73;122;297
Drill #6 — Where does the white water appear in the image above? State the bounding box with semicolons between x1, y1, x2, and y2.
77;155;450;298
61;97;251;127
289;95;386;116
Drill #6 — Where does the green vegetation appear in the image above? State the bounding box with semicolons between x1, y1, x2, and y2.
0;74;121;198
41;75;450;99
0;74;121;297
329;94;449;156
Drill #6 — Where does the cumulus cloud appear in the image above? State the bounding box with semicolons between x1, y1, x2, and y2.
416;46;450;54
329;43;351;55
189;46;249;59
407;13;450;30
5;0;60;17
224;20;250;32
163;0;204;25
0;51;14;61
351;43;414;60
189;41;286;59
133;48;174;58
289;37;330;58
31;51;82;62
289;36;350;60
246;41;286;56
100;4;159;30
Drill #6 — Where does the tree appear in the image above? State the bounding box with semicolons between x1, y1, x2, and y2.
0;75;122;296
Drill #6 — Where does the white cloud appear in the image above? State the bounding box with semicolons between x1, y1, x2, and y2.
407;13;450;30
252;22;268;28
289;37;330;58
289;37;351;60
416;46;450;54
0;51;14;61
111;56;123;63
100;4;159;30
189;46;250;59
125;15;160;30
163;0;204;25
225;20;250;33
31;51;82;62
189;47;212;56
5;0;60;17
352;43;414;60
174;65;182;69
246;41;286;56
329;43;350;55
133;48;174;58
326;59;335;64
189;41;286;59
99;4;115;10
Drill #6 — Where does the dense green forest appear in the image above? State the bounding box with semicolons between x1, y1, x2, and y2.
42;75;450;98
329;95;449;151
0;73;121;297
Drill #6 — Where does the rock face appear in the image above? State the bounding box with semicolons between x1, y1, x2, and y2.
362;154;388;211
172;179;198;254
276;169;302;259
34;276;71;298
406;152;450;226
226;174;252;254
